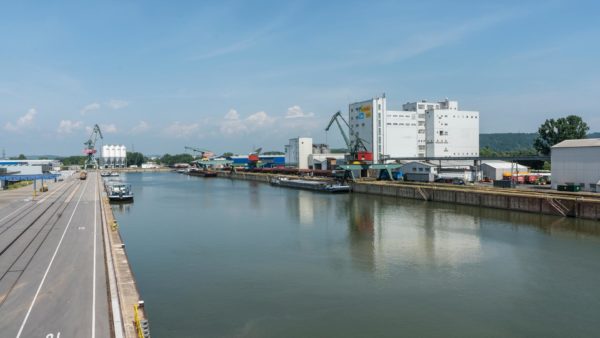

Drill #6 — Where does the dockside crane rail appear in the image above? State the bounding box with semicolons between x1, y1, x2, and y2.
83;124;103;168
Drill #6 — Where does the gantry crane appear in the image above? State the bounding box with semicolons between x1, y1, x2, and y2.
83;124;103;168
184;146;213;160
248;147;262;169
325;111;372;163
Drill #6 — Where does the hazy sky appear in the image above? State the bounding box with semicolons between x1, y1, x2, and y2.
1;0;599;156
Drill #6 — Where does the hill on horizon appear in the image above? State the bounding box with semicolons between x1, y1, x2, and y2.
480;132;600;152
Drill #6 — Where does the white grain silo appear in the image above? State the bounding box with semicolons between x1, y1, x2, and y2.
109;145;116;167
101;145;109;167
119;145;127;167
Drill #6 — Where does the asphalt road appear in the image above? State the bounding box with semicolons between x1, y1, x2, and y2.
0;171;110;338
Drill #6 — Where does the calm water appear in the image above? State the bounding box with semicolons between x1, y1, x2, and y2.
112;173;600;338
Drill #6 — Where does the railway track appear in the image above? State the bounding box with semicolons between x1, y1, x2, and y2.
0;179;82;306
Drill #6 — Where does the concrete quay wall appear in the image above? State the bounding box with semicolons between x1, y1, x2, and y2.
351;182;600;221
98;175;148;338
214;171;600;221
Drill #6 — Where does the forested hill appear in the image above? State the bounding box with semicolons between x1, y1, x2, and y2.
480;132;600;152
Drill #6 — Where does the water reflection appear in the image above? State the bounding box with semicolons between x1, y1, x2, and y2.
347;195;483;273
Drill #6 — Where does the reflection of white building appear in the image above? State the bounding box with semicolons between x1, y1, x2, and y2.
101;144;127;168
371;202;482;273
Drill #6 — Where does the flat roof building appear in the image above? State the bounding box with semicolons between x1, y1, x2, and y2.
551;138;600;192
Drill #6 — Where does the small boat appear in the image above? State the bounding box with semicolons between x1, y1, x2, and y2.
106;182;134;202
270;177;350;193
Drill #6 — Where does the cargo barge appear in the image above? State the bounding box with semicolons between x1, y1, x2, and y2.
106;182;134;202
188;169;217;177
270;177;350;193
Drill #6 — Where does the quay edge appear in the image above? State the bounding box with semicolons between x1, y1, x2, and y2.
214;171;600;221
98;174;149;338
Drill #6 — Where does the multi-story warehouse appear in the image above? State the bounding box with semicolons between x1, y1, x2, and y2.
385;110;419;158
349;96;479;161
349;96;386;163
424;100;479;157
402;101;440;157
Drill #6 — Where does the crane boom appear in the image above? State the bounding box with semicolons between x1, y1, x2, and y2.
83;124;103;168
184;146;213;159
325;111;351;149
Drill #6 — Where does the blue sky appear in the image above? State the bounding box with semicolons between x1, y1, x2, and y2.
1;0;599;156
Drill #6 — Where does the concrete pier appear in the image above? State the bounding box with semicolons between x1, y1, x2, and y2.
0;171;148;338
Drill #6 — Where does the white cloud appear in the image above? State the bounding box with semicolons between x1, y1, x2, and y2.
224;109;240;120
131;121;150;134
246;111;274;127
4;108;37;132
57;120;83;134
80;102;101;115
164;121;200;138
219;109;275;135
106;99;129;110
285;105;314;119
101;123;118;133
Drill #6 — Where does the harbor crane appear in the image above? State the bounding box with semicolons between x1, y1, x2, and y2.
83;124;103;168
248;147;262;169
325;111;372;163
184;146;213;160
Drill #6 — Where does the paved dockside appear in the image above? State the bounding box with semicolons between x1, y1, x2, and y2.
0;172;110;337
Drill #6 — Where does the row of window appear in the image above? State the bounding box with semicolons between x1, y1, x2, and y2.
435;115;478;119
388;114;415;119
386;122;417;126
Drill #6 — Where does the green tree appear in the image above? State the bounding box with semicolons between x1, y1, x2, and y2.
221;152;234;158
126;151;145;167
534;115;589;155
262;151;284;155
60;156;87;166
159;153;194;166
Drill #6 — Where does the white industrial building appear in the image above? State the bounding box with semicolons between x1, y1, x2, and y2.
349;96;386;163
551;139;600;192
101;145;127;168
285;137;313;169
308;153;345;170
385;110;420;158
481;161;528;181
424;100;479;157
349;96;479;162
